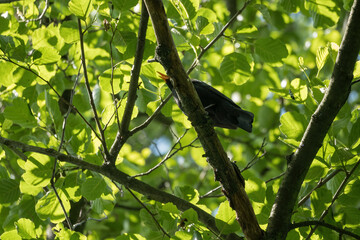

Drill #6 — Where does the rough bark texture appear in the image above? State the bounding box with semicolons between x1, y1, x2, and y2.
143;0;264;239
266;0;360;239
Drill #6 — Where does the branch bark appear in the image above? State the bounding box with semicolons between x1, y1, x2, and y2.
0;136;241;240
109;0;149;164
266;1;360;239
143;1;263;239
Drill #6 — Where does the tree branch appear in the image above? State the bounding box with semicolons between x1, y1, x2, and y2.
266;1;360;238
109;1;149;164
0;136;241;240
77;18;110;161
143;1;263;239
290;221;360;240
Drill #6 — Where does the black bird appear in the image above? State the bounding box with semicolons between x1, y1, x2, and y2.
158;72;254;132
58;89;76;115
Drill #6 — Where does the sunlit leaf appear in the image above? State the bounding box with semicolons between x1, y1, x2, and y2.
15;218;37;239
215;202;239;234
220;52;251;85
68;0;93;19
4;98;37;128
280;111;308;140
60;21;79;43
35;189;70;223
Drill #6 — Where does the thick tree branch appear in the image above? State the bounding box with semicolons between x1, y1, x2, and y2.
143;1;263;239
0;136;241;240
266;1;360;239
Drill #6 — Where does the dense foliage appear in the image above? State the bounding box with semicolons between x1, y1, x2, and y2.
0;0;359;239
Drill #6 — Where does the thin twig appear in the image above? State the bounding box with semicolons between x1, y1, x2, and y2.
306;159;360;239
265;172;285;184
199;186;221;199
77;18;110;160
297;169;342;207
130;94;172;134
290;220;360;240
186;0;251;75
241;138;267;173
0;56;102;142
109;18;122;131
133;130;199;177
49;69;81;231
21;0;49;23
113;182;170;238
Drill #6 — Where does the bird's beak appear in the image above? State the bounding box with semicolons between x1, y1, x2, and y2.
157;71;170;81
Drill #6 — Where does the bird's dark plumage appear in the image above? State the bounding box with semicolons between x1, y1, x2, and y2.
159;73;254;132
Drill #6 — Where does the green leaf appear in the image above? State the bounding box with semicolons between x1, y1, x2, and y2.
181;208;198;225
0;61;16;87
236;25;258;38
254;4;272;24
194;8;217;35
0;230;21;240
63;172;83;202
68;0;93;19
170;0;199;21
35;189;70;223
4;98;37;128
81;176;107;200
53;223;87;239
220;52;251;85
99;68;123;94
316;46;329;75
22;155;53;188
113;0;138;11
33;46;61;65
353;61;360;79
305;0;340;28
279;0;301;12
215;202;239;234
161;202;180;214
349;117;360;148
174;186;199;204
116;233;146;240
15;218;37;239
290;78;308;102
280;111;307;141
330;147;355;166
60;21;79;44
0;179;20;203
255;37;288;63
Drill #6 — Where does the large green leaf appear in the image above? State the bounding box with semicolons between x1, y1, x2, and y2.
22;155;53;188
215;202;239;234
35;189;70;223
0;179;20;203
3;98;37;128
280;111;308;140
68;0;93;19
220;52;251;85
255;37;288;63
81;176;107;200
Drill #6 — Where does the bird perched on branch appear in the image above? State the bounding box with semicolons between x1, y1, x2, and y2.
158;72;254;132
